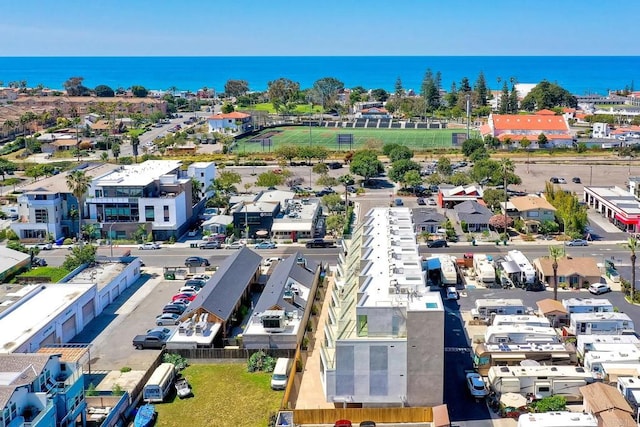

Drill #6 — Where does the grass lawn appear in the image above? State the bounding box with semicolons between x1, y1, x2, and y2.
235;125;476;153
238;103;322;115
19;266;70;282
155;363;282;427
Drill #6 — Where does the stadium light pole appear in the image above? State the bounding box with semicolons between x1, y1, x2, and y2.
465;93;471;141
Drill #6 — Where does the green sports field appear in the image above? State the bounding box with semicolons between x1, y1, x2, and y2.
235;126;477;153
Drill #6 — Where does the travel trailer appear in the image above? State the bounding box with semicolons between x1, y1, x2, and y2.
471;298;526;321
439;255;458;285
501;250;536;286
583;346;640;373
617;376;640;409
492;315;551;328
473;254;496;284
484;325;560;345
474;341;576;376
487;365;596;402
562;298;613;314
576;335;640;359
517;412;597;427
567;312;635;336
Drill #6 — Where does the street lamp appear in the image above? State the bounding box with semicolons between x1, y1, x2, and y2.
107;223;116;258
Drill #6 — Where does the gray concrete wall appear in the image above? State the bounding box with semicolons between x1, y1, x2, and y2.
406;309;444;406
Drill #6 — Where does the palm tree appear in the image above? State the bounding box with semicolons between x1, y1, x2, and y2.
338;174;355;218
549;245;564;301
628;236;638;302
66;171;91;241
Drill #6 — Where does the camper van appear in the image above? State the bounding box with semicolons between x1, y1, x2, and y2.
471;298;526;321
439;255;458;285
487;365;596;402
143;363;177;402
271;358;292;390
501;250;536;286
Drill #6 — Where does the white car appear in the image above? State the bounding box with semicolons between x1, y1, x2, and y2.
139;242;161;250
176;288;197;297
446;287;459;300
589;283;611;295
156;313;180;326
466;372;489;398
35;242;53;250
225;242;245;250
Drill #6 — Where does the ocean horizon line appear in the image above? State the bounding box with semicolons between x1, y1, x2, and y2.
2;54;640;58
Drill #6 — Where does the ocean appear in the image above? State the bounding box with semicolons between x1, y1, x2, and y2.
0;56;638;95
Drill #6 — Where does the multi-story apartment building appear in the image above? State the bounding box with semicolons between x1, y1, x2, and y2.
86;160;215;240
13;95;167;116
12;163;119;242
0;353;86;427
320;207;444;407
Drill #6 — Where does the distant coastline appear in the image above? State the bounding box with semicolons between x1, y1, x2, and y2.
1;56;638;95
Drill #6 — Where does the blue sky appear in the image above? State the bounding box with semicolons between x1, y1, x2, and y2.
2;0;639;56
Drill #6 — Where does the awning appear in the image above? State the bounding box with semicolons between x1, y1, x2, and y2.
424;258;441;271
551;353;571;359
492;353;526;360
615;212;638;225
501;260;520;274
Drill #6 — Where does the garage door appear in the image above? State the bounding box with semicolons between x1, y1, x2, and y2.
61;315;76;342
82;301;95;326
40;332;55;347
101;294;109;310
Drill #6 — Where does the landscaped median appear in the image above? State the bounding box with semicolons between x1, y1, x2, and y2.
154;363;282;427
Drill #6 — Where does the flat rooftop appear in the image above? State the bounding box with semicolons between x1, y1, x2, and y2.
67;262;128;290
0;283;95;353
20;163;120;194
93;160;182;187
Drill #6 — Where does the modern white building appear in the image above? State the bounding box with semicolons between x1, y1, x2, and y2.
320;207;444;407
86;160;215;240
186;161;217;198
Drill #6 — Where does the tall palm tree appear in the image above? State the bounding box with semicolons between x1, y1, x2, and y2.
549;245;564;301
628;236;638;302
66;170;91;241
338;174;355;218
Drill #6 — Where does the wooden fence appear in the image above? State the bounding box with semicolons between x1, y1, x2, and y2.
169;347;296;360
293;407;434;424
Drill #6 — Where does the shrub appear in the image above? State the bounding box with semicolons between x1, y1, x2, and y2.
247;350;276;373
112;384;125;396
86;383;98;396
120;366;132;373
163;353;188;371
311;304;319;315
6;229;18;241
306;320;313;332
63;238;73;245
530;395;566;413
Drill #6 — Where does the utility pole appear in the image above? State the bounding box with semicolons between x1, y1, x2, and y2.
466;94;471;141
503;161;509;243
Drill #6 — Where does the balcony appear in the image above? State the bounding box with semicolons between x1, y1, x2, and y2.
21;397;54;427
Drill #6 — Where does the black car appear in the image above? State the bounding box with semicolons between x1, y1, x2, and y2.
427;239;448;248
572;177;581;183
328;162;343;169
417;197;426;205
162;303;186;315
31;257;47;267
305;239;335;248
185;256;210;267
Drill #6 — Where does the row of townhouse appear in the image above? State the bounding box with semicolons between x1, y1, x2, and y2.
12;160;216;242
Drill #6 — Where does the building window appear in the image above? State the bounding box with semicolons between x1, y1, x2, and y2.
95;189;102;197
163;206;170;222
357;314;368;337
145;206;155;221
34;209;49;224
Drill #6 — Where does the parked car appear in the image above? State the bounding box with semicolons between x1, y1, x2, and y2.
177;287;199;295
199;241;220;250
327;162;343;169
255;242;277;249
427;198;437;206
163;304;186;315
394;198;404;206
565;239;588;246
305;239;335;248
139;242;161;250
572;177;581;183
427;239;448;248
445;287;459;300
589;283;611;295
36;242;52;250
185;256;209;267
549;177;560;184
417;197;426;205
466;372;489;398
185;278;206;288
156;313;180;326
557;178;567;184
172;293;197;302
31;257;47;267
191;274;210;281
225;242;246;250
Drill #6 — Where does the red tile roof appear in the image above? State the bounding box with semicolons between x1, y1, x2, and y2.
491;114;569;132
497;133;573;141
562;107;577;113
208;112;250;120
536;109;556;115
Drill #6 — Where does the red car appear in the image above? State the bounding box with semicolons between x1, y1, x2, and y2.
172;293;196;302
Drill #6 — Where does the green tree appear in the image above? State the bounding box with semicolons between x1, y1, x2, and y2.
310;77;344;112
267;78;300;112
474;71;488;106
312;163;329;176
461;138;485;157
403;170;423;192
274;145;299;165
111;143;121;163
549;246;564;300
322;193;343;213
520;137;532;150
0;159;17;181
224;79;249;97
63;244;97;271
421;68;440;112
130;85;148;97
94;85;114;97
326;214;346;236
388;146;413;162
210;170;242;194
388;159;420;183
338;174;355;217
394;77;405;98
221;103;235;114
349;150;384;182
498;81;509;114
370;88;389;102
481;188;504;211
537;133;549;147
521;80;578;111
508;81;519;113
64;76;90;96
255;171;285;187
436;157;452;176
66;170;91;241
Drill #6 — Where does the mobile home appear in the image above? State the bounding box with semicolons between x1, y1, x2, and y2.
492;315;551;328
474;341;576;376
568;312;635;336
617;376;640;409
583;346;640;373
576;335;640;359
562;298;613;314
471;298;526;320
473;254;496;284
502;250;536;286
517;412;597;427
439;255;458;285
484;325;560;345
143;363;176;403
487;365;596;402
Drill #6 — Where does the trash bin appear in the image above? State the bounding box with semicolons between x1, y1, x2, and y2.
164;272;176;280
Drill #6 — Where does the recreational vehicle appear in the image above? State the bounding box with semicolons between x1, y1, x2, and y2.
517;412;597;427
501;250;536;286
576;335;640;359
439;255;458;285
484;325;560;345
562;298;613;314
492;315;551;328
583;346;640;373
617;376;640;409
471;298;526;321
473;254;496;284
568;312;635;336
487;365;596;402
143;363;177;403
474;341;576;376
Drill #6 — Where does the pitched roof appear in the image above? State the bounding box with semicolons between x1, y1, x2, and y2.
536;109;557;115
580;382;633;414
208;111;250;120
535;257;601;278
598;409;636;427
509;195;556;212
536;298;568;315
183;247;261;322
454;200;493;224
0;353;55;408
491;114;569;131
412;208;446;224
253;252;318;314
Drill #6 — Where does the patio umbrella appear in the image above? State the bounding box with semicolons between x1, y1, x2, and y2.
256;230;268;236
500;392;527;408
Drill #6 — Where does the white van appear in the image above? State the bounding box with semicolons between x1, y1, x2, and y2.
271;358;291;390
